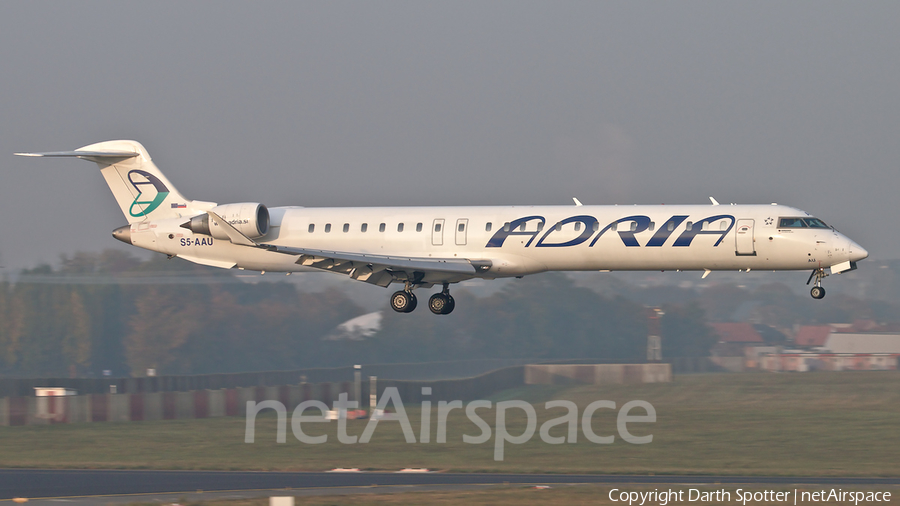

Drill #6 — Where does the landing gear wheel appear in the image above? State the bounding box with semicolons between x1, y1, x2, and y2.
429;283;456;315
807;268;828;300
390;290;418;313
429;293;452;315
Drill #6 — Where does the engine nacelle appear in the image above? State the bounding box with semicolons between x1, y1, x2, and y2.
183;202;270;240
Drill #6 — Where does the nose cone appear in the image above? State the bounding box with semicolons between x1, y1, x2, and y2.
112;225;132;245
849;240;868;262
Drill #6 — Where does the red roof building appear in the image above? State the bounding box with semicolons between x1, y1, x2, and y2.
710;323;765;344
795;325;832;347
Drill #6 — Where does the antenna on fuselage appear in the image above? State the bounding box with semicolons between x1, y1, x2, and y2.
709;196;720;206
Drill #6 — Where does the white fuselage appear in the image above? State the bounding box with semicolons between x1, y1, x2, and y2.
17;140;870;309
134;203;867;285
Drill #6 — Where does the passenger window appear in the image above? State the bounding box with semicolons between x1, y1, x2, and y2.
630;222;638;232
504;222;510;232
458;223;465;232
324;223;331;233
485;222;492;232
361;223;368;232
343;223;349;233
537;222;544;231
685;222;692;231
436;223;442;232
720;221;728;230
308;224;315;233
398;223;404;232
611;223;618;231
667;222;674;232
379;223;386;232
555;223;562;232
648;222;655;231
519;222;526;231
416;223;423;232
593;222;600;232
574;222;581;232
701;222;708;231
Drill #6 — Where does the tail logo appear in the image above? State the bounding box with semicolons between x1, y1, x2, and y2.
127;170;170;217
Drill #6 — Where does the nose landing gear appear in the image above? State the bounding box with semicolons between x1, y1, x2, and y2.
807;268;827;299
428;284;456;315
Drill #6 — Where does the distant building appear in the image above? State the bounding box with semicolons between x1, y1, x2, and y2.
820;333;900;354
793;322;900;354
710;322;765;345
709;323;766;372
762;320;900;372
794;325;831;348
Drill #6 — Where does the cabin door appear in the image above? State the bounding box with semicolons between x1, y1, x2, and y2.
735;219;756;256
455;218;469;246
432;219;445;246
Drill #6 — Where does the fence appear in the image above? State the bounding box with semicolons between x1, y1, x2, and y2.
0;366;529;426
524;363;672;385
760;353;899;372
0;357;718;397
0;362;678;426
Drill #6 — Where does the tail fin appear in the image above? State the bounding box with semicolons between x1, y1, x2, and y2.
16;140;191;223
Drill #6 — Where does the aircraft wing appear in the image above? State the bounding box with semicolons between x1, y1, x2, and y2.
264;244;488;287
204;210;490;287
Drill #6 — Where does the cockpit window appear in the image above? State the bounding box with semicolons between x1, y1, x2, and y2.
778;217;830;229
778;217;807;228
804;218;829;228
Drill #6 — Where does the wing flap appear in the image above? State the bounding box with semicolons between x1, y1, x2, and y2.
260;244;484;287
266;245;478;276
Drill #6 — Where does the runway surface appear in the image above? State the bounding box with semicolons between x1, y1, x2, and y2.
1;469;898;501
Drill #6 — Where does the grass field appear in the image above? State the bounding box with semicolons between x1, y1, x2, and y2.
1;371;898;476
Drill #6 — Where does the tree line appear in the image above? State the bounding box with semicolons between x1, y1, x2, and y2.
0;250;744;378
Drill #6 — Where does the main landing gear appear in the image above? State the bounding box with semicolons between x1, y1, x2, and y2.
807;268;827;300
390;288;418;313
390;283;455;315
428;284;455;315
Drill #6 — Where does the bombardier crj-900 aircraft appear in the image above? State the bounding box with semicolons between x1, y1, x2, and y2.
17;140;868;315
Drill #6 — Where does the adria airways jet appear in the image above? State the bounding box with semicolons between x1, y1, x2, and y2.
17;140;868;315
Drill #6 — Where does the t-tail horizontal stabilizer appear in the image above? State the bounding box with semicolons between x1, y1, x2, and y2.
14;150;139;163
16;140;190;224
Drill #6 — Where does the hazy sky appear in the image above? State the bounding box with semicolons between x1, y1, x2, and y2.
1;2;898;270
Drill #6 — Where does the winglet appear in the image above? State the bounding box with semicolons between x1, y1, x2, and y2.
572;197;583;207
207;211;258;247
709;197;720;206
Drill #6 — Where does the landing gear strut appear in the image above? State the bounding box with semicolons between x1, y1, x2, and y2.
390;285;418;313
807;268;827;300
428;284;456;315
